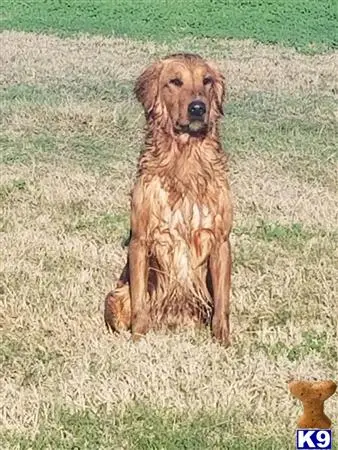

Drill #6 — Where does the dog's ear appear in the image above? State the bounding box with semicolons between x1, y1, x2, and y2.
207;61;226;116
134;61;162;117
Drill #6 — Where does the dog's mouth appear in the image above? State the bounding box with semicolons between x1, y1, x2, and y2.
175;120;208;136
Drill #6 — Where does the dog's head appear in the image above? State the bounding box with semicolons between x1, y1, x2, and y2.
134;53;225;137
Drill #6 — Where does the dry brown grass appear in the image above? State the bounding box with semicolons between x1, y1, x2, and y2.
1;31;338;96
0;31;337;447
231;151;338;229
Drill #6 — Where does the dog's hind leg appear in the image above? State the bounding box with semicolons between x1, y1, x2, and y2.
104;262;131;332
104;284;131;332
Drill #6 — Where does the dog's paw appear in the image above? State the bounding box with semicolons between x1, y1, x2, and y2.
131;332;146;343
212;320;230;347
131;312;149;342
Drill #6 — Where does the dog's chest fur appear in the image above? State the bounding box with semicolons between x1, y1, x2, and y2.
140;139;231;285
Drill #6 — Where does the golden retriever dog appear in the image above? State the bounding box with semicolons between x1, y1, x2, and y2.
104;53;233;345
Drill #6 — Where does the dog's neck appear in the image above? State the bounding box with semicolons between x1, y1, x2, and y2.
144;120;222;154
137;121;228;197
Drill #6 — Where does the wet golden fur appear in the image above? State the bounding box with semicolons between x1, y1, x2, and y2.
104;53;233;344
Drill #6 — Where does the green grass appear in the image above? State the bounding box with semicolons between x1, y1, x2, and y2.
233;221;338;251
0;81;133;104
1;0;337;52
0;407;294;450
255;330;338;364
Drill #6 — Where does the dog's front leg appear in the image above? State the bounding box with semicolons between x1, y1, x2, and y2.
209;238;232;346
129;183;150;341
129;236;149;340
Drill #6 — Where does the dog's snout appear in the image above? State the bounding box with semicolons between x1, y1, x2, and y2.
188;100;206;118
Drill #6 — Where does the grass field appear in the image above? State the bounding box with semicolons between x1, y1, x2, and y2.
1;0;337;53
1;3;338;449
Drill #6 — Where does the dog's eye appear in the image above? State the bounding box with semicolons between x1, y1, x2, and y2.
203;76;213;85
170;78;183;87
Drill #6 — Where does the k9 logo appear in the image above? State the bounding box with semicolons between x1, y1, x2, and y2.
296;429;332;449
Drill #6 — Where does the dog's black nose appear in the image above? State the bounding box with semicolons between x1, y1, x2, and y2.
188;100;206;117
